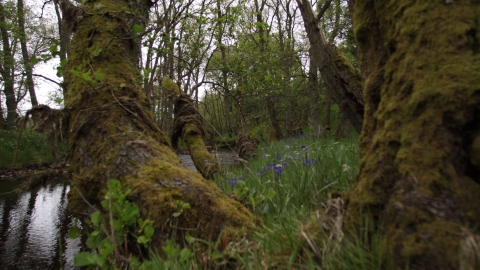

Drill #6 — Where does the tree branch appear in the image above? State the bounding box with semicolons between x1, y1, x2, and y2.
317;0;332;19
33;73;62;86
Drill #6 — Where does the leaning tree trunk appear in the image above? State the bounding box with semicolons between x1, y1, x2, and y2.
164;78;222;180
296;0;364;133
64;0;258;250
345;1;480;269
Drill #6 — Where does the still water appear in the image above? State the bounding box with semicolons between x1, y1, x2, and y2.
0;180;81;269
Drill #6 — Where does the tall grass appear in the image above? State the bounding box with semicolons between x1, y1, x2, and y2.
0;129;63;168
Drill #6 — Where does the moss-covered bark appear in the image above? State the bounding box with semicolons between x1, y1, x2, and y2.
345;1;480;269
64;0;258;248
164;78;222;180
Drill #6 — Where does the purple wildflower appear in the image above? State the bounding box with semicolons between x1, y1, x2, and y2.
282;161;289;167
276;154;282;161
266;163;275;170
227;178;238;185
300;145;307;151
273;165;283;181
304;158;316;166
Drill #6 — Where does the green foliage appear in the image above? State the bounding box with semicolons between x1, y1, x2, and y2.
0;129;65;168
68;179;155;269
69;65;105;84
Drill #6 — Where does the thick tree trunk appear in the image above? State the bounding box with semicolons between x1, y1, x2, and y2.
64;0;258;249
296;0;364;133
345;1;480;269
308;47;323;137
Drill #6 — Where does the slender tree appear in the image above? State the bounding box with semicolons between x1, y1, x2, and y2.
64;0;258;251
17;0;37;107
0;0;18;129
345;0;480;269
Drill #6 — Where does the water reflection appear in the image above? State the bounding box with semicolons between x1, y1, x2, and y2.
0;180;81;269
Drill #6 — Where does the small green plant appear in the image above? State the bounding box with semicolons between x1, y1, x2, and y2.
68;179;154;269
233;181;275;211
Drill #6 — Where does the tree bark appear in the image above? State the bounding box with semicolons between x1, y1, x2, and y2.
296;0;364;133
345;1;480;269
17;0;38;107
308;46;323;137
64;0;258;249
0;0;18;130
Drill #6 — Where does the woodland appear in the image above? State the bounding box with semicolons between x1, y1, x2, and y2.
0;0;479;269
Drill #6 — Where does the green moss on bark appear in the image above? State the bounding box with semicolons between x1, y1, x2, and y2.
346;1;480;269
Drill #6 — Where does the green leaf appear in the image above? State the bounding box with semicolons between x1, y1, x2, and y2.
162;240;179;257
49;45;58;55
95;69;105;80
31;56;39;65
137;235;148;245
74;252;104;267
144;224;154;239
100;243;115;259
265;189;275;200
185;234;196;244
67;225;81;239
92;49;102;57
69;69;80;77
91;211;101;226
143;68;153;77
108;179;121;191
179;248;192;263
133;24;144;34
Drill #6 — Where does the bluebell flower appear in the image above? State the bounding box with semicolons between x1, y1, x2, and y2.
282;161;289;167
273;165;283;181
227;178;238;185
304;158;316;166
297;154;302;160
276;154;282;161
266;163;275;170
300;145;307;151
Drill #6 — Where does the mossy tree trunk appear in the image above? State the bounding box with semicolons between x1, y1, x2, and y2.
164;78;222;180
296;0;364;133
345;1;480;269
64;0;258;250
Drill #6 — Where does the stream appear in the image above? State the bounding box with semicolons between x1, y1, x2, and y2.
0;180;80;269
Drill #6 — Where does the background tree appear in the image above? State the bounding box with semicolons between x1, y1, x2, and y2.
345;0;480;269
0;0;56;129
296;0;363;133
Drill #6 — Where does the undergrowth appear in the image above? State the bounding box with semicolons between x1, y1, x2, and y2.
0;129;65;168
